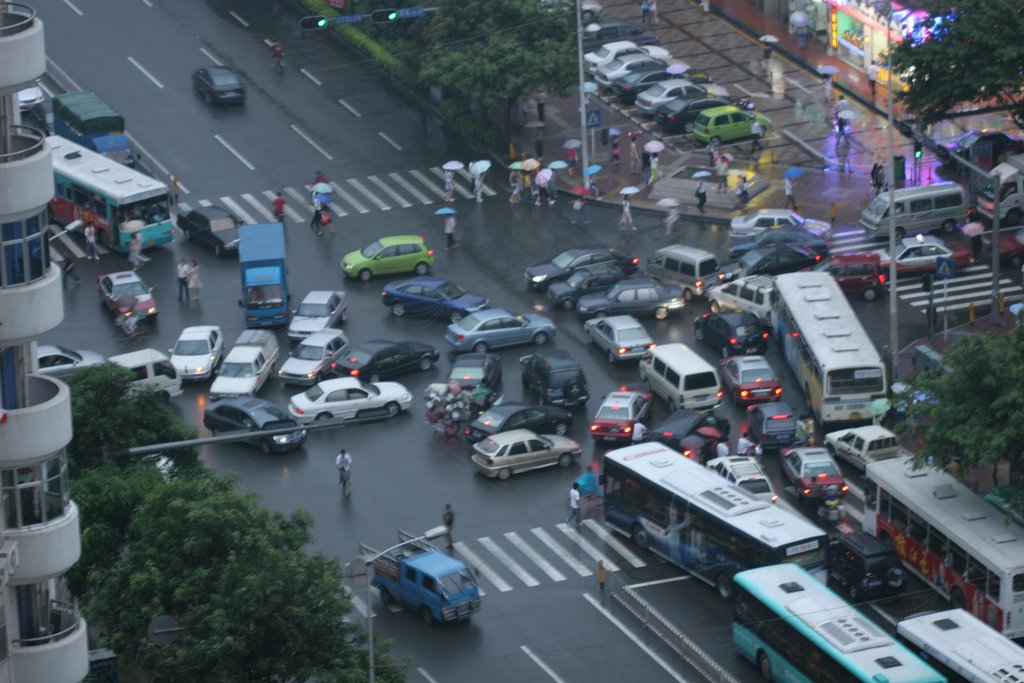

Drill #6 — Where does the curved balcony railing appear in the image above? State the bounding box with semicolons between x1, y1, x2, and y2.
15;600;81;647
0;4;37;39
0;125;46;164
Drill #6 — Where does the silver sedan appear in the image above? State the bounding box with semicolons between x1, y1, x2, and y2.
36;345;105;378
583;315;655;363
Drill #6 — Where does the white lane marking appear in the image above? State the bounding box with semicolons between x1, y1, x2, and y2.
520;645;567;683
127;57;164;89
178;202;192;213
454;541;513;592
368;175;412;208
627;576;691;589
328;182;370;214
416;668;441;683
505;532;566;582
557;523;620;572
389;173;434;205
241;193;276;222
219;197;257;225
583;592;689;683
198;199;214;207
346;178;391;211
378;132;403;151
431;167;473;199
531;527;592;576
478;536;539;587
456;168;498;196
140;0;153;7
228;10;249;26
300;68;323;86
213;135;255;170
290;125;333;160
583;519;646;569
338;98;362;117
62;0;84;15
349;593;376;618
261;190;304;223
199;47;223;66
409;169;448;200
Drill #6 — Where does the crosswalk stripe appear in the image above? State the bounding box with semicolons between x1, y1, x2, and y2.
241;193;276;222
907;282;1018;306
49;228;86;258
328;181;370;214
454;541;513;592
388;172;434;205
897;272;1001;296
346;178;391;211
456;168;497;196
504;532;566;582
530;527;593;577
582;519;646;569
409;169;448;199
178;202;193;213
431;167;473;199
556;523;620;572
368;175;412;208
478;537;539;587
261;190;305;223
220;196;257;225
926;289;1023;313
198;199;213;207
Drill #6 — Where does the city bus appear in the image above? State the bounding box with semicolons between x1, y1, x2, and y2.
602;442;828;598
865;457;1024;638
733;564;946;683
771;272;887;426
898;608;1024;682
47;135;173;253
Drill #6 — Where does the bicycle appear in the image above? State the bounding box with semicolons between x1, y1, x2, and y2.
339;467;351;498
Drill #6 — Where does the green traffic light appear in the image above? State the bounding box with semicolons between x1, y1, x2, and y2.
316;17;329;28
387;11;398;20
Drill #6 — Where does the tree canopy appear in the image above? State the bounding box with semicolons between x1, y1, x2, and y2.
889;0;1024;130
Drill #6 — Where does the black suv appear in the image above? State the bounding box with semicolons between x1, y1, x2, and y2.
828;532;906;601
583;21;658;52
546;264;626;310
519;350;590;408
693;311;769;357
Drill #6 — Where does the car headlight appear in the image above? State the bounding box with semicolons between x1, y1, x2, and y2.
531;274;547;283
192;366;206;375
343;262;354;270
306;372;315;379
402;393;411;402
147;307;157;314
272;435;289;443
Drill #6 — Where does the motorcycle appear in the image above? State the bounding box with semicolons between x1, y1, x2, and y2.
425;382;499;437
818;483;843;521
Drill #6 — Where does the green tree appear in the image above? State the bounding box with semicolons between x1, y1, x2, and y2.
86;475;405;683
66;364;199;473
889;0;1024;131
420;0;576;139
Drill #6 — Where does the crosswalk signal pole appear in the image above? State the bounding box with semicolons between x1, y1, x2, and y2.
575;0;590;177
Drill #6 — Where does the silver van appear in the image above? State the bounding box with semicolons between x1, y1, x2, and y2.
646;245;725;300
859;183;967;239
639;343;722;412
109;349;183;402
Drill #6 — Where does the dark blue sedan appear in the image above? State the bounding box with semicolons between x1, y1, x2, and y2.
381;276;488;322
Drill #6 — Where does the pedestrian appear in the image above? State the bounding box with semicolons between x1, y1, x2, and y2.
61;253;81;289
170;175;180;206
874;162;886;193
444;215;458;249
714;154;729;193
707;139;718;167
836;136;851;173
640;0;652;28
272;192;286;223
629;135;641;174
128;234;143;270
442;503;455;552
176;258;192;302
829;201;838;227
696;179;707;214
648;154;660;186
632;420;647;443
312;170;329;185
443;169;455;202
509;169;521;203
318;209;334;236
641;151;651;180
784;176;797;210
473;170;484;203
586;172;600;199
796;23;808;48
567;481;581;528
619;197;635;231
701;0;710;12
336;448;353;496
750;119;764;157
311;197;323;231
83;222;99;260
762;46;772;78
522;172;533;204
650;0;659;26
1020;260;1024;288
664;206;679;237
547;174;557;207
536;179;547;207
566;146;577;176
571;196;590;225
715;439;730;460
187;260;202;303
971;233;983;262
736;176;749;213
867;61;879;100
736;431;755;458
611;137;621;165
823;75;833;102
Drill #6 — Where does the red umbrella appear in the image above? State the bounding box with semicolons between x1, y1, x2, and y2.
570;185;593;196
697;426;723;440
962;221;984;237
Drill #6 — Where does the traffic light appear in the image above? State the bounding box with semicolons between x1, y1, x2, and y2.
370;9;399;23
299;15;329;29
914;140;923;159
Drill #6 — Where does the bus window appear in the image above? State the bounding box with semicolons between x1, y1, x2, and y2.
879;488;891;517
908;512;927;543
988;572;1000;600
948;543;967;574
1013;573;1024;594
965;558;988;592
890;498;909;531
927;527;947;557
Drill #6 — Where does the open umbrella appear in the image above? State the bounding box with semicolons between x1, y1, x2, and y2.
837;110;856;121
783;167;805;179
608;127;622;137
584;22;601;33
790;10;809;27
962;221;984;237
657;198;680;207
570;185;593;196
666;62;689;75
547;160;569;170
469;161;491;176
704;84;729;97
620;186;641;196
312;182;332;194
644;140;665;153
563;139;583;150
509;161;524;170
696;425;723;440
759;34;780;43
584;164;602;176
313;192;331;205
434;207;458;215
536;168;554;185
817;64;839;76
582;82;598;94
692;170;713;178
522;158;540;171
443;160;465;171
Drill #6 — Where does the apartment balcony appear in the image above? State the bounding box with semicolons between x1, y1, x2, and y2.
10;614;88;683
0;125;53;215
0;4;46;92
0;375;72;462
7;502;80;580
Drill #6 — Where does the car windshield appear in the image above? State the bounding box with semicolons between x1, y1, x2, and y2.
550;251;577;269
297;302;331;317
173;340;209;356
304;385;325;401
437;281;467;299
438;568;477;597
210;70;239;86
451;365;484;380
739;479;772;495
361;241;384;258
735;323;760;336
805;462;840;478
208;216;237;231
218;362;253;378
111;281;148;298
596;405;628;419
740;367;775;382
295;344;326;361
616;326;647;341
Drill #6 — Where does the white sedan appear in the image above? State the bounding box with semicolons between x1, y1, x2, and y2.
288;377;413;424
584;42;669;74
729;210;832;239
169;325;224;381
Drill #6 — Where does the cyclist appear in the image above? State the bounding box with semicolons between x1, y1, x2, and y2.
271;42;285;72
272;192;286;224
336;448;353;496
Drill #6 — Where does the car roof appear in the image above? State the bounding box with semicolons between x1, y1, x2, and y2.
727;355;771;368
354;339;403;353
397;275;446;288
827;425;896;440
754;402;793;417
613;53;662;66
531;349;579;367
829;251;881;263
556;246;611;258
711;456;765;477
654;409;703;432
716;311;759;325
300;290;340;304
377;235;425;246
210;396;286;420
469;308;515;321
481;403;532;417
788;447;833;462
187;206;233;220
595;40;638;51
602;392;642;408
451;352;497;365
484;429;543;445
648;78;695;89
601;314;645;329
301;329;345;345
317;377;363;391
699;105;744;117
899;236;944;248
104;270;145;283
178;325;219;339
836;530;891;557
208;65;239;76
616;277;661;288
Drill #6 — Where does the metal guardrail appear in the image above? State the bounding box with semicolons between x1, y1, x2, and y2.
608;571;742;683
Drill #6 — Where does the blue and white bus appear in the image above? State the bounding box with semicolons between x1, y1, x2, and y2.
898;608;1024;683
602;443;828;598
771;272;887;426
734;563;946;683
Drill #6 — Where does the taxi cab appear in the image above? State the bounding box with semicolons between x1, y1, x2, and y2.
589;389;653;443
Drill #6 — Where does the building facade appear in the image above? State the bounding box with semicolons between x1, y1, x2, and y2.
0;4;89;682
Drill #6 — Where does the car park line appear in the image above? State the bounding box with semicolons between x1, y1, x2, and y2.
228;10;249;26
218;196;258;225
213;134;255;170
557;523;621;572
504;532;567;582
127;56;164;89
261;190;305;222
582;519;646;569
290;124;333;160
530;527;593;577
346;178;391;211
241;193;276;222
478;536;540;587
61;0;83;17
415;667;441;683
453;541;513;592
583;593;689;683
377;131;403;151
520;645;568;683
300;68;323;86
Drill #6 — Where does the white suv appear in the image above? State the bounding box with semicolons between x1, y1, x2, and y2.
706;275;773;321
707;455;778;503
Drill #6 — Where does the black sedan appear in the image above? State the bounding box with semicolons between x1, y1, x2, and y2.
576;278;685;320
465;403;573;443
728;226;830;259
525;247;639;290
177;206;243;256
192;66;245;105
447;353;502;391
656;96;751;135
546;264;627;311
612;67;671;105
335;340;439;382
736;245;822;278
649;407;730;458
203;397;306;453
694;311;769;357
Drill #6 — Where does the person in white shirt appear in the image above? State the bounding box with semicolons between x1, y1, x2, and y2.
567;482;581;527
84;223;98;260
632;421;647;443
715;440;730;459
736;431;754;458
176;259;192;302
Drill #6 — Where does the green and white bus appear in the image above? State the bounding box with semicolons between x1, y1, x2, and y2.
733;563;946;683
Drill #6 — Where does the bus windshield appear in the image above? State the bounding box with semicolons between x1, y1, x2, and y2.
245;285;284;309
116;196;171;228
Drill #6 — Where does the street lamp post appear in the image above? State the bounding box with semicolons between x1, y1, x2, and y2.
885;17;899;382
575;0;590;175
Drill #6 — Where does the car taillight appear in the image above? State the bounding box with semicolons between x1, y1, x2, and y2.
428;249;435;256
773;387;782;396
878;274;887;284
465;428;471;436
630;258;639;265
695;279;704;288
624;426;632;434
682;449;695;459
381;291;387;297
740;390;750;398
729;337;738;345
590;424;599;431
647;343;656;349
350;369;360;376
770;413;791;420
717;390;723;398
816;472;828;479
802;487;812;496
293;406;303;414
457;334;465;342
618;347;627;355
761;332;769;339
841;484;849;493
815;254;822;262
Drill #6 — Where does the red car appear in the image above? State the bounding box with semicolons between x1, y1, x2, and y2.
719;355;782;405
97;271;158;318
780;447;849;503
816;253;887;301
993;228;1024;269
874;236;971;275
589;389;653;443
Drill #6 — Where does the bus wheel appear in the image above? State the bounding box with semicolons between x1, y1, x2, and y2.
716;573;733;600
950;587;966;609
631;524;649;550
757;651;772;681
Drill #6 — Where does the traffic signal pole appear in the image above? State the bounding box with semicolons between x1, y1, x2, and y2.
575;0;590;177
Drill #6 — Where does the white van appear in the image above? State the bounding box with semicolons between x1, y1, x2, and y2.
638;343;722;412
859;182;967;239
109;349;183;401
705;274;774;321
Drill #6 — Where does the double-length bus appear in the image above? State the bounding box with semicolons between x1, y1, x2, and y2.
898;608;1024;682
733;563;946;683
602;443;828;598
865;457;1024;638
48;136;173;253
771;272;887;426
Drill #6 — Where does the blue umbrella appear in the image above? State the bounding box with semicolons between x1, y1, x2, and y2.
783;167;805;179
434;207;457;215
608;127;621;137
313;192;332;205
584;164;602;176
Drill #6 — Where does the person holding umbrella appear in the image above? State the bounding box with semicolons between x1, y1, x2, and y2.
629;134;641;175
571;194;590;225
444;169;455;202
785;175;797;210
696;178;708;214
619;196;634;231
444;213;458;249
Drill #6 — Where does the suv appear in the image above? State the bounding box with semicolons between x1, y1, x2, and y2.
707;455;778;503
519;350;589;408
747;402;797;451
780;446;848;502
693;311;769;357
827;532;906;601
645;245;725;300
706;275;773;320
582;20;657;52
818;253;887;301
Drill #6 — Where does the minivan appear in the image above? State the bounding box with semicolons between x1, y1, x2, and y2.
639;343;722;412
705;275;773;320
646;245;725;300
108;349;183;401
859;183;967;239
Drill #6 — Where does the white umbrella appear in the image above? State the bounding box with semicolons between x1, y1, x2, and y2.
692;170;713;178
962;221;984;237
535;168;553;185
837;110;856;121
522;158;541;171
656;198;680;207
563;139;583;149
469;160;492;175
790;10;809;27
443;160;465;170
666;63;689;75
818;64;839;76
620;186;641;196
644;140;665;153
581;82;598;94
759;35;780;43
705;84;729;97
